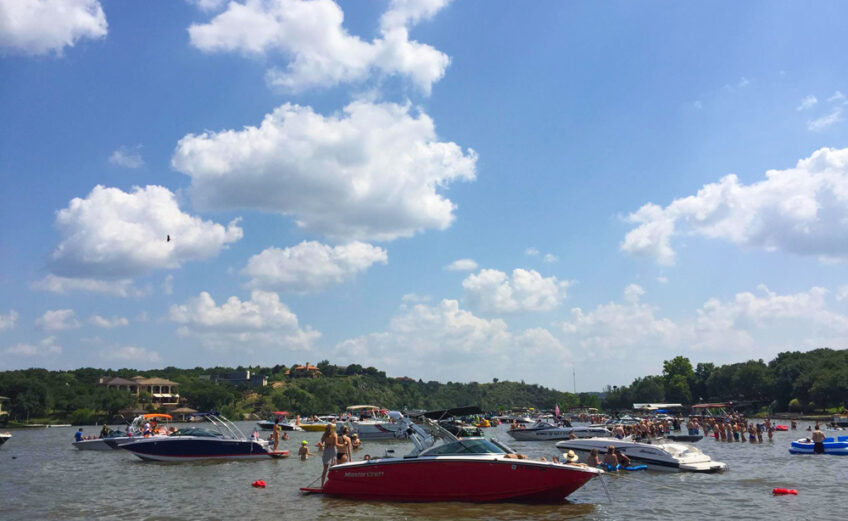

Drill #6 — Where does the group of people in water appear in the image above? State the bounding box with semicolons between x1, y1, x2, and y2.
318;423;365;485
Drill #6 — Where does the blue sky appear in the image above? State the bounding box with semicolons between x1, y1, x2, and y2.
2;0;848;391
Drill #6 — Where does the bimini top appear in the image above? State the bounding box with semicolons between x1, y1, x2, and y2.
273;411;290;416
410;406;484;421
143;414;172;420
346;405;380;411
691;403;733;409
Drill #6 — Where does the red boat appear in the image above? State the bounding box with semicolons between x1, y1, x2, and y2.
301;408;601;503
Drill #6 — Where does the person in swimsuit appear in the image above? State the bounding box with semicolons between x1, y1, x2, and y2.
320;423;339;486
812;425;826;454
588;448;601;467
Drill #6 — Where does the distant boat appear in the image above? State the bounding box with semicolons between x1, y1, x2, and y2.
342;405;409;440
120;413;287;461
256;411;303;431
0;432;11;448
73;413;172;451
556;437;727;472
507;420;611;441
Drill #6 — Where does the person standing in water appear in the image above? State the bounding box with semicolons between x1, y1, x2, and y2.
320;423;339;486
812;424;826;454
270;417;281;451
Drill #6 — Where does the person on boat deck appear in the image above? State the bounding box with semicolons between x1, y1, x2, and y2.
564;450;579;464
812;425;826;454
602;446;618;467
587;448;601;467
298;440;310;460
99;425;110;438
614;449;631;466
320;423;339;486
143;421;151;436
75;428;84;442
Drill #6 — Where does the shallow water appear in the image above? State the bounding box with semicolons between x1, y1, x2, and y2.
0;421;844;520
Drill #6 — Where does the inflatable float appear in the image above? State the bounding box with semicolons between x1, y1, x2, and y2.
789;435;848;455
774;425;788;431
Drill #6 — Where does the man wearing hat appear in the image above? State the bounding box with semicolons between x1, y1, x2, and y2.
298;440;311;460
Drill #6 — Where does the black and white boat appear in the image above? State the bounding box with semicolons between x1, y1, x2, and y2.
72;413;172;451
0;432;11;447
555;437;727;472
256;411;303;431
120;413;287;461
507;420;611;441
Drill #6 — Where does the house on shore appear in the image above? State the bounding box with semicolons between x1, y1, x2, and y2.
98;376;181;407
285;362;322;378
204;370;268;387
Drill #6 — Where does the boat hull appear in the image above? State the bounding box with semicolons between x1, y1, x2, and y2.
507;427;610;442
313;457;598;502
120;437;274;461
0;433;10;447
257;421;303;431
299;423;330;432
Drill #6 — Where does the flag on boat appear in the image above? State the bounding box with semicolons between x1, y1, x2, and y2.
555;403;560;419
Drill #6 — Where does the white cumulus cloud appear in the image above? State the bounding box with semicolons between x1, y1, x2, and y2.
336;298;572;383
32;274;145;297
243;241;387;293
808;108;844;132
89;315;129;329
172;101;476;242
188;0;450;94
49;185;243;279
4;336;62;357
462;268;569;314
100;345;162;365
796;95;818;111
0;0;107;56
444;258;478;271
109;145;144;169
621;147;848;265
169;290;320;351
0;310;18;331
36;309;80;331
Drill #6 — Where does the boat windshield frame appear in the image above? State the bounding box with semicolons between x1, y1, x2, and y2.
419;437;508;457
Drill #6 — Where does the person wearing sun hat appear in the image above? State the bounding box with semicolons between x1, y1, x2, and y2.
298;440;311;460
563;450;579;464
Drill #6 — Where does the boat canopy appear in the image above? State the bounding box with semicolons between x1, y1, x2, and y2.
691;403;733;409
633;403;683;411
346;405;380;410
410;406;484;421
272;411;290;416
143;413;172;420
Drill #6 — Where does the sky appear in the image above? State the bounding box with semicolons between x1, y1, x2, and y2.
2;0;848;392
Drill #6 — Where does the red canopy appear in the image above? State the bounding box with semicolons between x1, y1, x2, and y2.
273;411;290;416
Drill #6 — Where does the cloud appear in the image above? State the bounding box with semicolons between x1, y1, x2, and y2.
0;310;18;331
444;258;478;271
621;147;848;264
828;91;846;104
162;274;174;295
89;315;129;329
4;337;62;357
559;284;848;363
187;0;228;11
243;241;387;293
808;108;844;132
188;0;450;94
462;268;569;314
169;290;320;351
0;0;107;56
108;145;144;169
36;309;80;331
837;285;848;302
796;95;818;111
32;274;145;297
543;253;558;263
172;101;476;242
525;247;557;263
525;247;539;256
336;298;572;383
100;345;162;365
49;185;242;279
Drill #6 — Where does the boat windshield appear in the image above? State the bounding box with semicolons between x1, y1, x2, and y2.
169;428;224;438
420;438;506;456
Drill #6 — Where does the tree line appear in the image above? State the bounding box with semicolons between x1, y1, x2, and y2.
602;348;848;413
0;360;601;424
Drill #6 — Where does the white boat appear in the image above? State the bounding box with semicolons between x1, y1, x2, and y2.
0;432;11;447
342;405;409;440
555;437;727;472
73;413;172;451
506;421;611;441
590;415;642;428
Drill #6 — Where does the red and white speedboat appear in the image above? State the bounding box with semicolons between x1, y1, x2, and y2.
301;413;602;502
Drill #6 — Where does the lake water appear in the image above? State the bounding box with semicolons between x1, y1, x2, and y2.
1;420;845;520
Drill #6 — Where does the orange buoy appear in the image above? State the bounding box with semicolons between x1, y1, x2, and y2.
772;488;798;495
